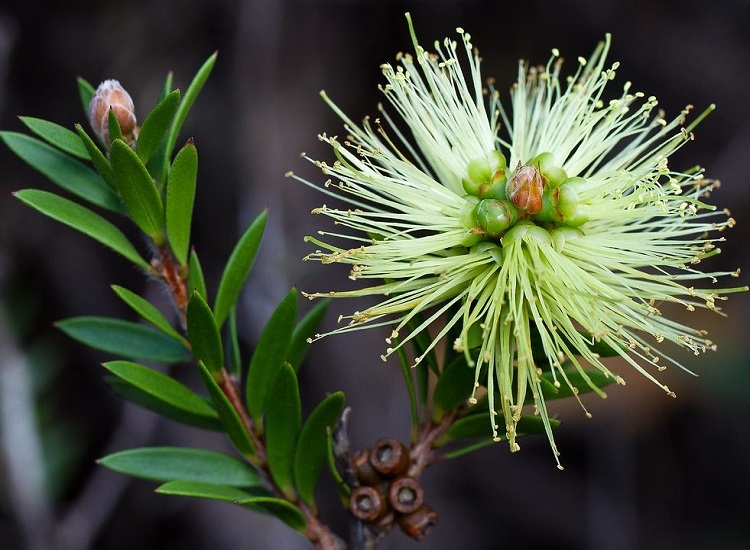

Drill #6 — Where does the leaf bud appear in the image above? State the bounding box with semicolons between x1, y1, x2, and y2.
506;163;545;214
89;79;137;146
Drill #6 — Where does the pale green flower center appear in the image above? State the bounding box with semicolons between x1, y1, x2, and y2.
461;150;588;247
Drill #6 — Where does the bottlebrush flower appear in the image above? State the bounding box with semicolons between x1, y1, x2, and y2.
290;15;746;467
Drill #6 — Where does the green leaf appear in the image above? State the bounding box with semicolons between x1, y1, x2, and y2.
187;292;224;376
14;189;148;268
188;249;208;301
108;107;123;145
101;359;218;426
213;210;268;327
106;377;221;431
165;140;197;265
165;52;217;160
57;317;190;363
99;446;261;487
287;299;329;372
443;413;557;443
265;363;301;497
75;124;115;188
197;361;255;458
227;307;242;377
2;132;123;212
19;117;89;159
136;89;180;164
156;480;265;502
293;392;344;506
109;139;165;241
433;355;476;419
245;288;298;424
237;496;307;531
77;77;95;118
111;285;184;342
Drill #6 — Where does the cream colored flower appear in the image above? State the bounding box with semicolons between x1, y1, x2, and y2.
291;15;746;468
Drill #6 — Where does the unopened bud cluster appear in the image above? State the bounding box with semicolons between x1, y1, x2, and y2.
460;150;588;245
349;438;437;541
89;79;137;147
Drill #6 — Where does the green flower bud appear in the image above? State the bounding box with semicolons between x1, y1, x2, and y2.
556;184;589;226
462;151;509;198
550;226;584;251
534;187;563;223
470;241;503;264
502;221;553;246
475;198;519;238
531;152;568;187
506;163;545;214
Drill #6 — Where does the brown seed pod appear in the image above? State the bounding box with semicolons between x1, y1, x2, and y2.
397;503;438;541
89;79;137;146
387;476;424;515
351;449;382;487
349;486;388;522
369;437;410;477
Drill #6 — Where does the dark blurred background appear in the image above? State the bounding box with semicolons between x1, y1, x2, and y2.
1;0;750;549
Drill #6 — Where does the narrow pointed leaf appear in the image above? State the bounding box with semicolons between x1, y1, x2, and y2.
106;377;221;431
227;307;242;376
156;480;264;502
77;77;95;118
245;288;298;424
111;285;184;342
237;497;307;531
107;108;122;144
197;361;254;458
110;139;164;240
165;140;197;265
213;210;267;327
293;391;344;506
265;363;301;497
187;292;224;376
99;446;261;487
19;117;89;159
75;124;115;188
102;360;217;425
433;355;476;419
165;52;217;159
287;299;329;372
136;89;180;164
2;132;122;212
57;317;190;363
188;248;208;300
14;189;148;268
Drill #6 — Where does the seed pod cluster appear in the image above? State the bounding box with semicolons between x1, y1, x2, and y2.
349;437;437;541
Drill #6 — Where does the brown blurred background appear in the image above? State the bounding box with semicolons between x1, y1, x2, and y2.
1;0;750;549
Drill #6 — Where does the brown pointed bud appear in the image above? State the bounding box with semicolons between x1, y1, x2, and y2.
397;503;438;541
387;476;424;514
369;438;410;478
350;486;389;522
351;449;382;487
89;79;136;146
506;162;545;214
